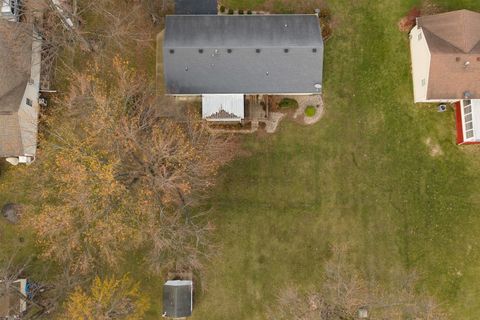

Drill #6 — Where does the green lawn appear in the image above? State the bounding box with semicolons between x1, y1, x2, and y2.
192;1;480;319
2;0;480;319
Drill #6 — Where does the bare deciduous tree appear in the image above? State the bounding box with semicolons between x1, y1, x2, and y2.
270;245;448;320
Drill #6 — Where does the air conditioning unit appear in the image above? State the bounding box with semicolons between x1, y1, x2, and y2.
438;104;447;112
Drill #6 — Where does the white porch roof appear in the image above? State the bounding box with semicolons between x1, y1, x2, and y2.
471;100;480;140
202;94;244;121
461;99;480;142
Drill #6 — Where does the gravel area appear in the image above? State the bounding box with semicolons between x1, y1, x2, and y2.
293;95;325;125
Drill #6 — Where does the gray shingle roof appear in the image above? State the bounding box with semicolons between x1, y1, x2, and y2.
163;280;193;318
175;0;217;15
163;15;324;94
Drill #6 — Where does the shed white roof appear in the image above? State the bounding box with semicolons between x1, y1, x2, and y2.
202;94;244;121
165;280;193;286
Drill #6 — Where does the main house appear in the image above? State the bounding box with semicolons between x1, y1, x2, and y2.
0;20;42;165
409;9;480;145
162;14;324;122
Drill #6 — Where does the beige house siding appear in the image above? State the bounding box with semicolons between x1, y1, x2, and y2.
410;25;432;103
18;32;42;158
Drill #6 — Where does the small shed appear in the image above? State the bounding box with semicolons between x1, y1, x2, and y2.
175;0;218;15
163;280;193;318
0;279;27;318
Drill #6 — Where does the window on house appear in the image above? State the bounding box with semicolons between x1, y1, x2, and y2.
26;98;33;107
463;100;474;140
421;79;426;86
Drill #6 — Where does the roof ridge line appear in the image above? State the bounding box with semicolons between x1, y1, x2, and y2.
421;27;462;53
462;10;468;53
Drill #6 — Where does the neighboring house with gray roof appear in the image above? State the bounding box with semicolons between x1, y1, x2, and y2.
175;0;217;15
162;14;323;122
409;9;480;145
0;20;42;165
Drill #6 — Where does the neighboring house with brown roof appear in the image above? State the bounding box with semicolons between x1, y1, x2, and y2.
0;20;42;164
410;9;480;144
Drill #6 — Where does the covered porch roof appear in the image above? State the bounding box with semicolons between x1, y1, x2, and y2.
456;99;480;144
202;94;244;121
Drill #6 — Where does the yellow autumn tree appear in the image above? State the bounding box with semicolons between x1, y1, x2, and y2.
61;275;149;320
29;131;139;274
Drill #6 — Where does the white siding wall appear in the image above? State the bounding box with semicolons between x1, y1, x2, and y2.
410;25;431;103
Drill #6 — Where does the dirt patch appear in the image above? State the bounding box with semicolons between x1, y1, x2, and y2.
420;0;444;16
425;137;443;157
398;7;420;32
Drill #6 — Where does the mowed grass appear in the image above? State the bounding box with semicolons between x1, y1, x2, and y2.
1;0;480;318
193;1;480;319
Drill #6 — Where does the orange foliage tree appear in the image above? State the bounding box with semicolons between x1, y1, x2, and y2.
27;58;235;276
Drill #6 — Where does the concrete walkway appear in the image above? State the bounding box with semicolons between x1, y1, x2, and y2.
156;30;165;96
265;112;285;133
